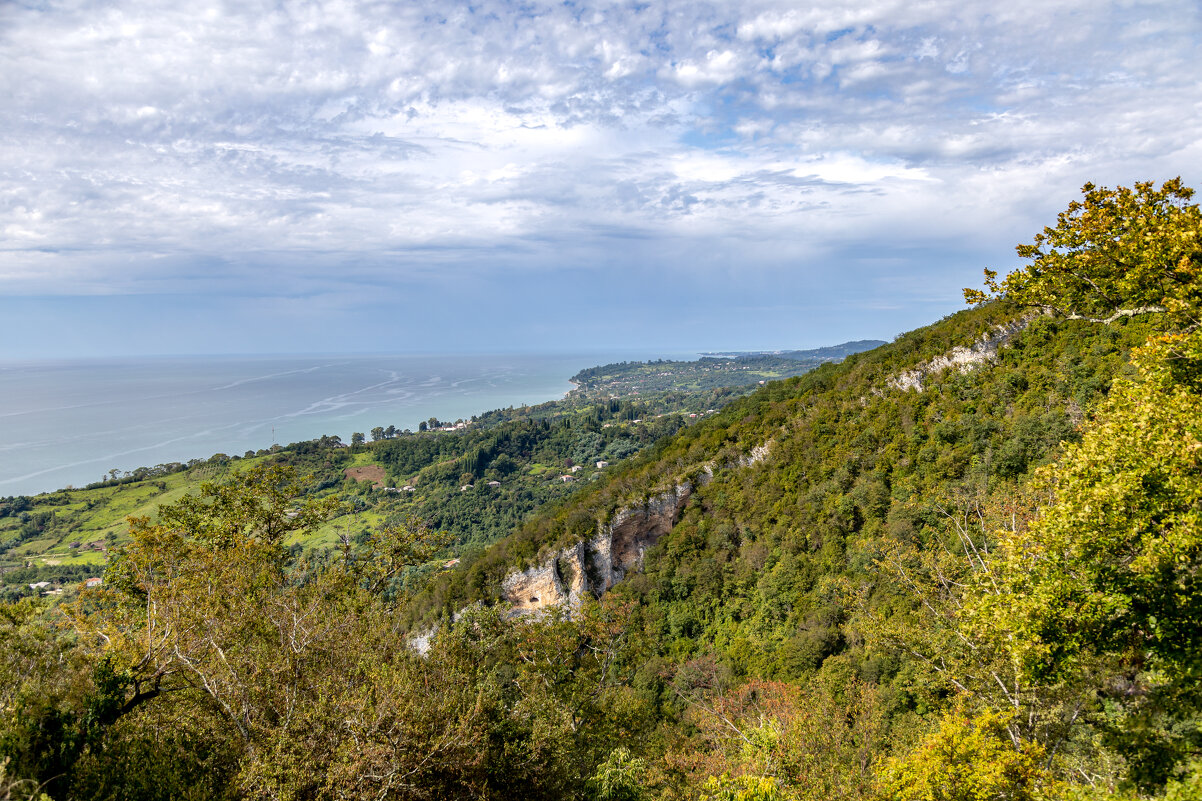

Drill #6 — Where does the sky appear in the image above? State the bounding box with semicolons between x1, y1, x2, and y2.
2;0;1200;358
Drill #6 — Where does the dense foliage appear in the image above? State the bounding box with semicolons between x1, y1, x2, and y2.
965;178;1202;327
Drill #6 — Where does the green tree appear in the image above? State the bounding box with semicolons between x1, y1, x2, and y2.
59;465;504;799
965;178;1202;327
700;774;800;801
0;597;93;797
586;747;648;801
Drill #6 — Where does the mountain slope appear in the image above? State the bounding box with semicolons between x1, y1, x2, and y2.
411;300;1156;683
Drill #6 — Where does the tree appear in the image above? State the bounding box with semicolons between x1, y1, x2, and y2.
351;431;365;448
852;485;1098;757
62;465;498;799
965;178;1202;327
587;747;648;801
0;597;94;797
877;707;1051;801
968;328;1202;789
699;775;800;801
667;674;889;801
370;427;385;442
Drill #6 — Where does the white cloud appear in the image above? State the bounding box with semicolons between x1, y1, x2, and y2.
0;0;1198;330
669;49;744;87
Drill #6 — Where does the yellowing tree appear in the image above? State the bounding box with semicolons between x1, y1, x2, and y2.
965;178;1202;327
67;464;495;800
968;328;1202;789
877;708;1051;801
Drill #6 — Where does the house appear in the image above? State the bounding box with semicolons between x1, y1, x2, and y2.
29;581;50;590
85;577;103;588
487;480;502;487
561;475;575;483
596;461;609;469
570;465;583;473
460;485;473;492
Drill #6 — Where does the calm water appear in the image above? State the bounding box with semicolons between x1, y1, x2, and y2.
0;353;622;497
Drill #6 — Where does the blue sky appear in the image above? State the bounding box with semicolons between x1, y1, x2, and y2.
2;0;1200;358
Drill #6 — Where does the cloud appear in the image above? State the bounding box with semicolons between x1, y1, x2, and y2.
0;0;1199;353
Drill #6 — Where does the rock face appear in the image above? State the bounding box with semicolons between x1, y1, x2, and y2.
500;483;692;615
887;317;1033;392
501;540;590;615
740;441;774;467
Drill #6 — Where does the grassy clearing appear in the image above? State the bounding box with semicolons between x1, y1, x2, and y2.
10;538;60;557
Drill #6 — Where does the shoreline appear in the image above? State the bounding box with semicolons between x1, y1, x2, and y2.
0;353;602;498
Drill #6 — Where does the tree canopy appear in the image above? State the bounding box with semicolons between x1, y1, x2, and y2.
966;178;1202;327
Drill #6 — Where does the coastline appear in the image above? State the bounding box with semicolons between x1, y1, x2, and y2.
0;353;604;498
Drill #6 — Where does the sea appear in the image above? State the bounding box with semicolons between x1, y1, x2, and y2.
0;352;645;498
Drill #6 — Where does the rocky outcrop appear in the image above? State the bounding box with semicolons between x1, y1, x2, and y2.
740;441;774;467
416;417;794;653
412;481;699;653
590;485;689;593
887;317;1033;392
502;540;590;614
499;483;692;615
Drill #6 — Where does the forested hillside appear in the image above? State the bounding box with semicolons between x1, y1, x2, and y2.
568;340;886;398
1;180;1199;801
0;396;689;601
3;342;889;595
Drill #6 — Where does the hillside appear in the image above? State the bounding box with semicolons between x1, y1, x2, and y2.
411;302;1149;643
2;181;1199;801
0;397;682;599
3;345;878;601
568;340;886;398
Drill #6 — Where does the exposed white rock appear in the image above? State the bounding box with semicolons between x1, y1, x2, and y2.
740;441;774;467
412;483;694;653
887;318;1033;392
498;483;693;615
409;626;437;655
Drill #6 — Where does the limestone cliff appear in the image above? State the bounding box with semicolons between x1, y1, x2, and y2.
887;316;1034;392
501;482;693;614
413;435;774;654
